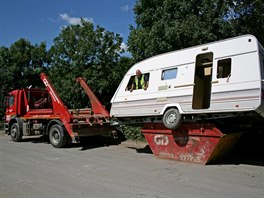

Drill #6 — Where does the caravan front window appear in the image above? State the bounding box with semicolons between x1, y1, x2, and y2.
126;73;150;91
126;76;135;91
162;68;178;80
217;58;231;78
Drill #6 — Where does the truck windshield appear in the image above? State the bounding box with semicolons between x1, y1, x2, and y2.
8;95;14;107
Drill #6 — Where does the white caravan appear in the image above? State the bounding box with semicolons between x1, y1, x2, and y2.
110;35;264;129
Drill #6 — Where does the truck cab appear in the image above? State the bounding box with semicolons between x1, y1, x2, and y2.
4;88;52;136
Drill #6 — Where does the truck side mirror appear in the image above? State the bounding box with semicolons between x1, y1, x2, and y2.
3;93;11;108
2;97;7;109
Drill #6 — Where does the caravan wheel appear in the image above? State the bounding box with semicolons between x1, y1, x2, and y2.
162;108;182;130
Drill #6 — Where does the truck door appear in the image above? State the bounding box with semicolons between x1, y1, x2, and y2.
5;90;18;122
192;52;213;109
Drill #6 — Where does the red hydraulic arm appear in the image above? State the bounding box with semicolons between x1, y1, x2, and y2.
76;77;110;118
40;73;74;136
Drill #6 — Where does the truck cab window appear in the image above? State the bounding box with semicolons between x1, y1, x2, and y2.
217;58;231;78
162;68;178;80
8;95;14;107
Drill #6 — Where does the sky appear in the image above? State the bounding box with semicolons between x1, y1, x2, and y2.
0;0;136;50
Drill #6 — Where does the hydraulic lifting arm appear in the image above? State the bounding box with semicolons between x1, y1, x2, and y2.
40;73;72;123
76;77;110;118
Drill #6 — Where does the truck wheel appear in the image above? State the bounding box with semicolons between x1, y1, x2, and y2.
49;124;68;148
162;108;182;130
10;123;23;142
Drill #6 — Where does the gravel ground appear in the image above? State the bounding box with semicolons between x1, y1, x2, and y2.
0;131;263;198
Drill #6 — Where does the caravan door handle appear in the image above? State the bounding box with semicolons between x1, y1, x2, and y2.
212;80;219;84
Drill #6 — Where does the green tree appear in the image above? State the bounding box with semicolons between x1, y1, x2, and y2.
48;20;131;109
0;46;11;122
231;0;264;44
128;0;264;61
6;39;49;89
0;39;49;121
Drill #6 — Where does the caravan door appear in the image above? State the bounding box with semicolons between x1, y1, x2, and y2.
192;52;213;109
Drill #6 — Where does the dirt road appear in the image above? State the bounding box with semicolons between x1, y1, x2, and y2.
0;133;263;198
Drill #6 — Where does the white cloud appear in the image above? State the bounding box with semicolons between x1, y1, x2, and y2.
121;5;130;12
48;17;57;23
59;13;93;25
121;42;128;52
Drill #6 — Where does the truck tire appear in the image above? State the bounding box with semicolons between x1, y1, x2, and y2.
162;108;182;130
10;123;23;142
49;124;68;148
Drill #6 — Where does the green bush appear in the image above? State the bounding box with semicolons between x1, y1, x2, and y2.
0;120;4;130
121;126;145;142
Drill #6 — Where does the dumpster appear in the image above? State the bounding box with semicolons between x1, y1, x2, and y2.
141;123;242;164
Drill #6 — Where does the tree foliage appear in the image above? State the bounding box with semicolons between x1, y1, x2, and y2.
0;39;49;121
2;39;49;89
48;20;131;109
128;0;264;61
231;0;264;44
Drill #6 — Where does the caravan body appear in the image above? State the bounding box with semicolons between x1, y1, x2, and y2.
110;35;264;125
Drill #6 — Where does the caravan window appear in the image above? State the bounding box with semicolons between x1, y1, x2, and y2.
126;73;150;91
217;58;231;78
126;76;135;91
162;68;178;80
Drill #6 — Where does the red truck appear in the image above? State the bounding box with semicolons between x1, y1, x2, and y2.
4;73;113;148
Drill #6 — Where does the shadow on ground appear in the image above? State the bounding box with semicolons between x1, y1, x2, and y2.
77;135;125;151
13;132;126;151
213;132;264;166
127;145;153;154
20;135;50;144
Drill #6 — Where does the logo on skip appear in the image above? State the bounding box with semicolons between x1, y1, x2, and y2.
43;79;49;86
154;135;169;146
